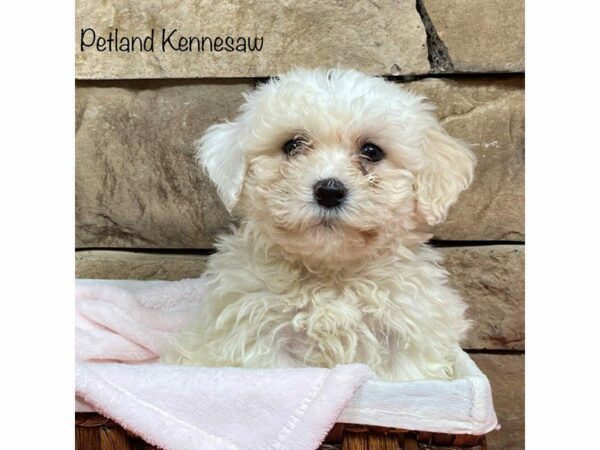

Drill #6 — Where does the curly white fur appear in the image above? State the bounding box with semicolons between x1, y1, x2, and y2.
170;68;476;381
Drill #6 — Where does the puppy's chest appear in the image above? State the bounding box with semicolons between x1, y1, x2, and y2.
258;273;414;337
208;243;440;341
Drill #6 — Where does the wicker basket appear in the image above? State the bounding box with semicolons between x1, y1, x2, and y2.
75;412;487;450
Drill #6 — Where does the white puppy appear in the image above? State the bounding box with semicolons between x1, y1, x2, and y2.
173;68;475;382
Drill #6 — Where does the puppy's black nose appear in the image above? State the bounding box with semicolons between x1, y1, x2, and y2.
313;178;347;209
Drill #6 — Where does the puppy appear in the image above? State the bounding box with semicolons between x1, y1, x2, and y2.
173;68;475;382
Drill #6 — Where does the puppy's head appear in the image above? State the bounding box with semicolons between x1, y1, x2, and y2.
197;69;475;263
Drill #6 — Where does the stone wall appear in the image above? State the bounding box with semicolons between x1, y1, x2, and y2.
75;1;524;448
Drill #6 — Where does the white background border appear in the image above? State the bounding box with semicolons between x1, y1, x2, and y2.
2;1;74;448
2;0;600;448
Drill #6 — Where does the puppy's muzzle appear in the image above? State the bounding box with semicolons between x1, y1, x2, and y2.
313;178;347;209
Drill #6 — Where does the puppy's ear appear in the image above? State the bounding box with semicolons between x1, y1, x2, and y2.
415;122;476;226
196;121;246;214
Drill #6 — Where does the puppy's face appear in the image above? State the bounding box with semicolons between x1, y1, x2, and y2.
198;69;475;263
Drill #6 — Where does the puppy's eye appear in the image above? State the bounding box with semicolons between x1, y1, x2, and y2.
360;143;384;162
283;139;303;156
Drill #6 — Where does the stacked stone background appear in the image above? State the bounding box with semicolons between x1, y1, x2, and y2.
75;1;524;448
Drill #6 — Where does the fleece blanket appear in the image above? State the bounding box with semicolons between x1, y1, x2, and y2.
75;278;498;450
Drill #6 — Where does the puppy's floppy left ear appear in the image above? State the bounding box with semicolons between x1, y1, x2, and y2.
415;123;476;226
195;120;247;214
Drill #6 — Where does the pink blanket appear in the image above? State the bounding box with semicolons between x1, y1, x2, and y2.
75;278;373;450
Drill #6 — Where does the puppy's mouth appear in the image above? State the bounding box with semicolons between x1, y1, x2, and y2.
317;214;342;228
315;214;379;238
272;212;348;232
270;202;380;238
